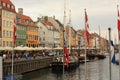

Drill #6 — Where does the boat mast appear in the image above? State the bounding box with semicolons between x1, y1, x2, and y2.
63;0;67;79
68;10;71;54
84;9;88;80
99;26;101;53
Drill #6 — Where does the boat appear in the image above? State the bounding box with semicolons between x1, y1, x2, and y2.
87;53;106;60
96;54;106;59
51;0;80;72
51;54;79;71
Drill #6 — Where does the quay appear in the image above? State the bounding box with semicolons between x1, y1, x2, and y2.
3;56;53;76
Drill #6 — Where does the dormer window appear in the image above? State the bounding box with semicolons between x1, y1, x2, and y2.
7;4;10;8
18;18;22;23
26;20;29;24
31;22;33;25
3;2;6;7
11;6;14;9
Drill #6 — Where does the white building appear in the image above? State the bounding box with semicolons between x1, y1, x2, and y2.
36;18;60;48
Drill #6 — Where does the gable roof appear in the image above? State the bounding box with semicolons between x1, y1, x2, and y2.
17;13;33;22
17;13;38;28
0;0;16;13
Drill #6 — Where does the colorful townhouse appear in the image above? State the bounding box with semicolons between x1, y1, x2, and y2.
40;16;61;47
66;25;77;48
0;0;16;47
16;8;39;47
36;17;60;48
16;8;27;46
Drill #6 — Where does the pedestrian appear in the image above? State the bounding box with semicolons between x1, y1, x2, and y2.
43;51;45;56
3;53;6;61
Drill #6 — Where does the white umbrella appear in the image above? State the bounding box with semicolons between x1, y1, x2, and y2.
14;46;24;50
37;47;44;50
44;47;52;50
29;47;35;50
54;47;63;50
0;47;5;50
23;46;30;51
4;46;12;50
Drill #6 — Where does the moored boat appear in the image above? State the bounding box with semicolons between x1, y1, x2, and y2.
116;60;119;65
87;53;106;60
51;55;79;71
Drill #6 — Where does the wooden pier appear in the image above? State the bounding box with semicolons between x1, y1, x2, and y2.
3;57;53;76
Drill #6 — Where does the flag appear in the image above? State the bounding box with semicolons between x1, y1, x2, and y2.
13;18;16;46
117;5;120;40
64;46;70;68
85;9;89;45
111;53;116;64
110;40;114;46
64;46;69;57
64;57;69;68
110;40;116;64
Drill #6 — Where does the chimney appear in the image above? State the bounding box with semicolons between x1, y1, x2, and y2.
53;16;55;19
18;8;23;14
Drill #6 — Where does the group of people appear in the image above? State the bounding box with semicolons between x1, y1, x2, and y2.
1;50;48;61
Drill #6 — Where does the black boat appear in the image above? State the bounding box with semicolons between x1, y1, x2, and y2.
51;55;79;71
87;53;106;60
116;60;119;65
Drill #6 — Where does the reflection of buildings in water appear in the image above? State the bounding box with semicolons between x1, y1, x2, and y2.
98;61;103;80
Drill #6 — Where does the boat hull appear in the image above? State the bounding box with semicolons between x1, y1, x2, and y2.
51;61;79;72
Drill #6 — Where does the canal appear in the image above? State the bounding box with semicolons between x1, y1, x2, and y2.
22;56;119;80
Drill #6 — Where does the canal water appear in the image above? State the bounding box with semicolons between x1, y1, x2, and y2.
22;56;119;80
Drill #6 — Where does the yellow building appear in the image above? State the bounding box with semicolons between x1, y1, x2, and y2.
27;24;39;47
25;17;39;47
66;25;77;48
0;0;16;47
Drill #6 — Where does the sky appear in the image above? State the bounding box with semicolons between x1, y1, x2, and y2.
11;0;120;42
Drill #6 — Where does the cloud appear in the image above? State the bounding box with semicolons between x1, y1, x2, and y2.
10;0;119;40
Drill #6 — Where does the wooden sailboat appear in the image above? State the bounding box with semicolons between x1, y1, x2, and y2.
95;26;106;59
51;1;79;72
86;26;106;60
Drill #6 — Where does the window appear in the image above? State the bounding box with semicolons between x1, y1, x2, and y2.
40;26;42;29
6;21;8;27
10;31;12;37
43;32;45;35
10;22;13;27
2;20;5;27
3;30;5;37
10;42;12;46
43;37;45;41
6;31;8;37
39;37;41;41
8;21;10;27
3;2;6;7
3;41;5;47
2;11;5;17
11;6;14;9
7;4;10;8
26;20;29;24
18;18;22;23
7;41;8;46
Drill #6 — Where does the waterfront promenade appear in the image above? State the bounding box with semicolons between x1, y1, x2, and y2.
3;55;54;77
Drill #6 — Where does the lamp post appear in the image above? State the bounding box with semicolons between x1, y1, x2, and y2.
108;27;111;80
0;6;2;79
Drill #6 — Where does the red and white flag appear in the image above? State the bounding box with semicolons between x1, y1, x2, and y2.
117;5;120;40
85;9;90;45
64;46;70;68
13;18;16;46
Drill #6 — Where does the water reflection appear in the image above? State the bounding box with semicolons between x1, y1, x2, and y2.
22;57;119;80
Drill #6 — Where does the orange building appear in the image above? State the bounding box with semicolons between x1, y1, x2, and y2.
66;25;77;48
